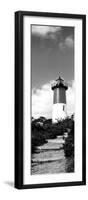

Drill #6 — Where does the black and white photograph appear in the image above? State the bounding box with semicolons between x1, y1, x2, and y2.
15;11;86;189
31;25;74;175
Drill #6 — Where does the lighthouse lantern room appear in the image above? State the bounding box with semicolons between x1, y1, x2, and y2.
51;75;68;123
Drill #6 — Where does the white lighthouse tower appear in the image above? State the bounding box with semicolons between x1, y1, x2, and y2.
51;75;68;123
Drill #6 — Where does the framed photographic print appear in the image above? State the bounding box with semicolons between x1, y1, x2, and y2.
15;11;86;189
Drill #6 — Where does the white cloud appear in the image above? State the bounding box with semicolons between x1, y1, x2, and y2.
32;26;61;38
67;80;75;116
32;81;75;119
32;82;53;118
59;42;65;51
59;35;74;51
65;36;74;48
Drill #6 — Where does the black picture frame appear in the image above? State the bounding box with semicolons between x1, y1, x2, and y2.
15;11;86;189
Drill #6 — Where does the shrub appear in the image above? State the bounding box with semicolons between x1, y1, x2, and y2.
31;115;74;155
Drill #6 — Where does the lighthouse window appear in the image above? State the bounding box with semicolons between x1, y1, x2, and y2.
63;105;65;111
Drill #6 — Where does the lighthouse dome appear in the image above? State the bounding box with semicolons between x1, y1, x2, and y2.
51;75;68;90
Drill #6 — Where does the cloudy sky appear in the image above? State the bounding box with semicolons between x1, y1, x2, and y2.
31;25;74;118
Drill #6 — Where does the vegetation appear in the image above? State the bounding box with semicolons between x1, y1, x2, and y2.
31;115;74;157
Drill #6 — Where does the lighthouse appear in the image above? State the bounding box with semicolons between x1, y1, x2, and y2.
51;75;68;123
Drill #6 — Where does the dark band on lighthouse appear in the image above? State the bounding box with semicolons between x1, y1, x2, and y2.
53;87;67;104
